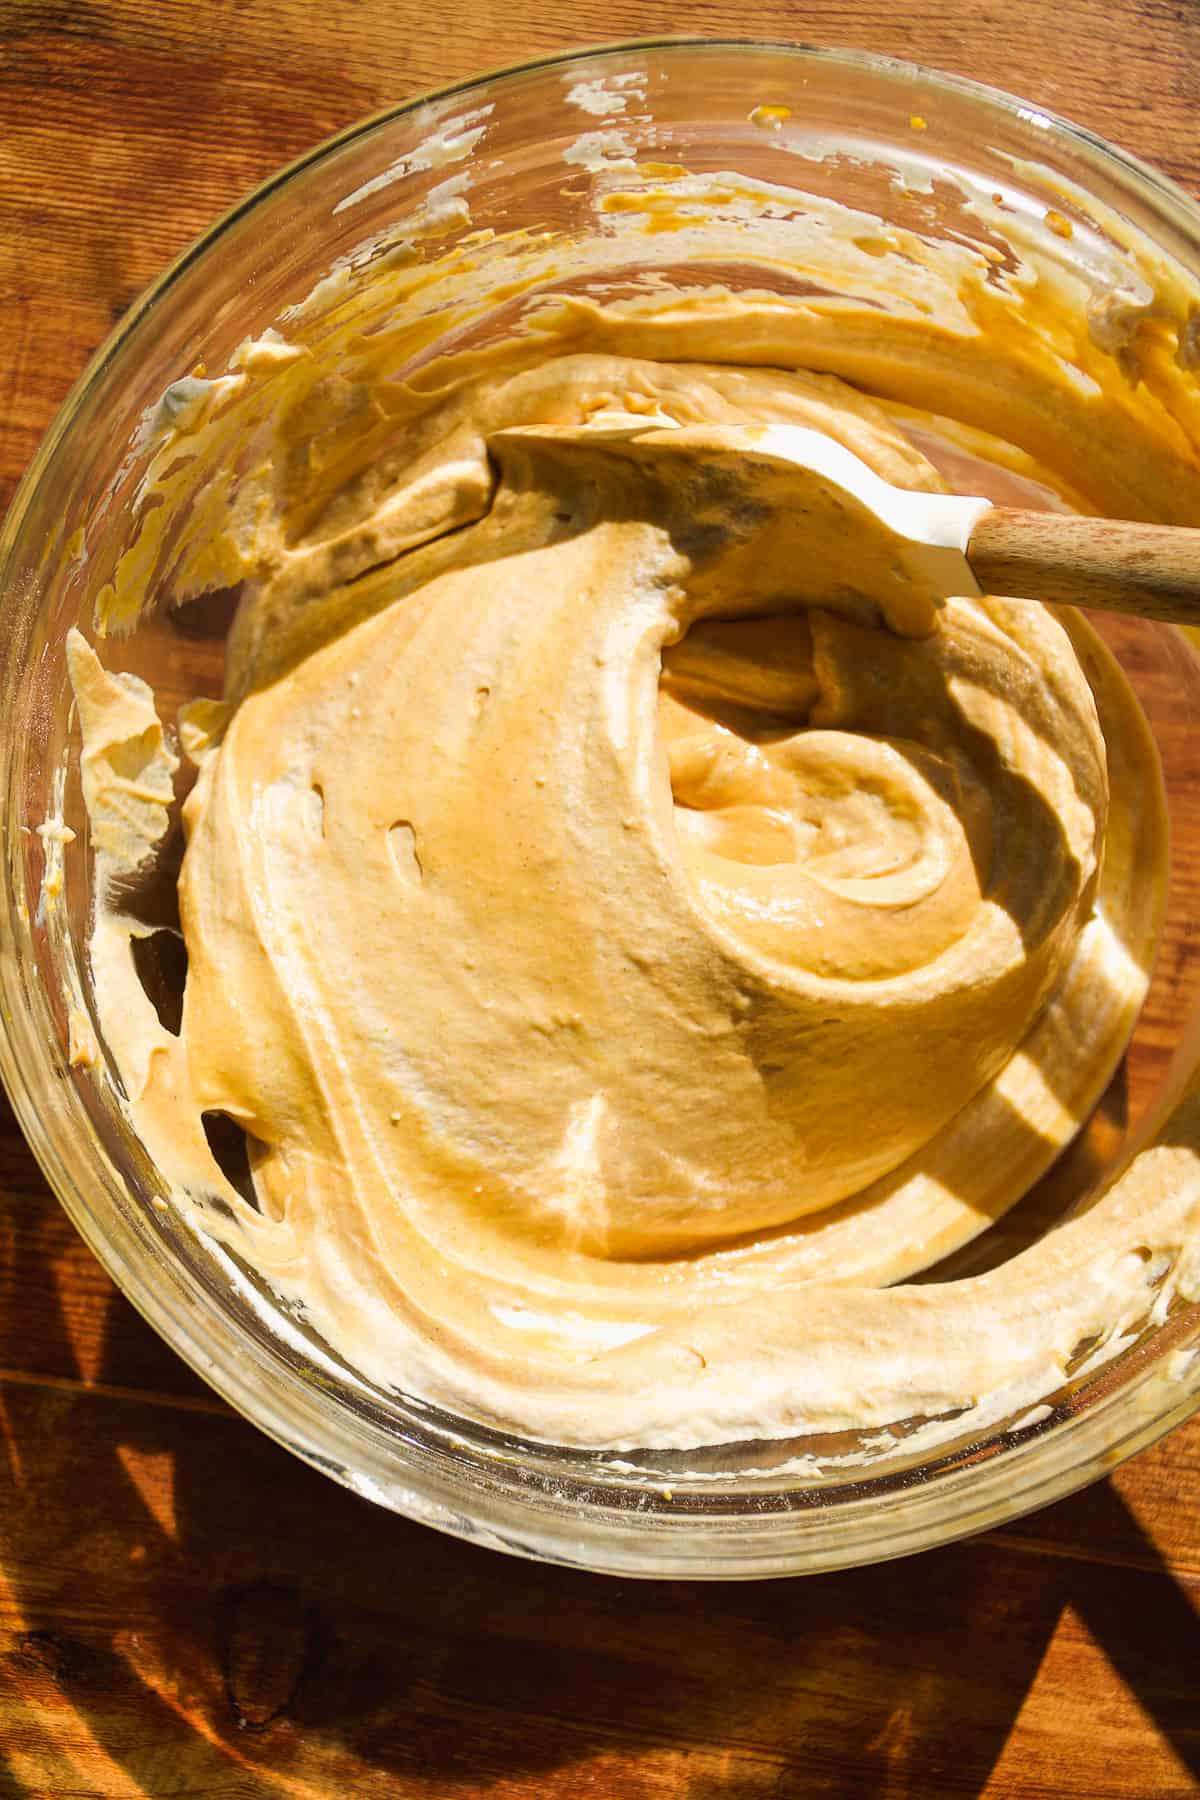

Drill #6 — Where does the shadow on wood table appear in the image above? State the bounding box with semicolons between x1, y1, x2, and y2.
0;1091;1197;1798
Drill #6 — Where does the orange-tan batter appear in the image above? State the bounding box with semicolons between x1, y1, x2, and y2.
66;162;1200;1449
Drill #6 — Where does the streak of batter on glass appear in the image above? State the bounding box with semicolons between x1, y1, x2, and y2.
68;158;1200;1452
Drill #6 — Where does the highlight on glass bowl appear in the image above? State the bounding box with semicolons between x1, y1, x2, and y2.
3;39;1200;1578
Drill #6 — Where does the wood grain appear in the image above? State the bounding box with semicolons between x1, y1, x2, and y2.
1;3;1199;1796
970;511;1200;627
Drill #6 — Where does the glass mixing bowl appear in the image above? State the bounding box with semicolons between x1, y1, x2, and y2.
3;39;1200;1577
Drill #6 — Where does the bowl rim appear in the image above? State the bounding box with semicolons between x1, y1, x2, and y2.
3;34;1200;1578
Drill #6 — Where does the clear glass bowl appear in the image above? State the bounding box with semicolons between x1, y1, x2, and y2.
3;38;1200;1578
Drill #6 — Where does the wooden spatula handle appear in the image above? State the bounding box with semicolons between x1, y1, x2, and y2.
968;508;1200;626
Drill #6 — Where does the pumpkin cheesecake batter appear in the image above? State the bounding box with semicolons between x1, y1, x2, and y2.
68;163;1200;1451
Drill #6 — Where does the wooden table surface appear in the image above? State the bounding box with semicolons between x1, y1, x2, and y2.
2;2;1200;1794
